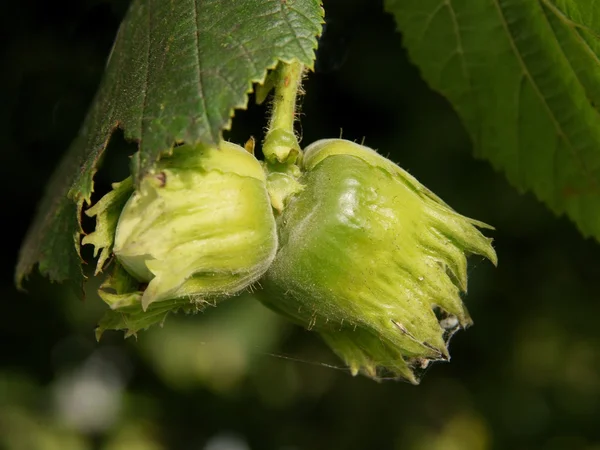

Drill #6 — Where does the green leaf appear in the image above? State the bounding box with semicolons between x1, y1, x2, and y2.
96;296;196;340
385;0;600;240
16;0;324;290
95;262;199;339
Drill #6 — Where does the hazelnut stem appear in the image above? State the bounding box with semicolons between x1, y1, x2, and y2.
262;60;304;164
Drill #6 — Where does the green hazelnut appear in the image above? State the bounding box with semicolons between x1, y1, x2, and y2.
257;139;497;383
111;141;278;310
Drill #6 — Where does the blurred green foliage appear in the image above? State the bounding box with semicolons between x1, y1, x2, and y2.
2;0;600;449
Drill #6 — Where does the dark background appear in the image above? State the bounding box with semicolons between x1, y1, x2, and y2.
2;1;599;449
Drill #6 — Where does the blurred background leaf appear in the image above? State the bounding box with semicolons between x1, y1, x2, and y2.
3;0;600;449
386;0;600;242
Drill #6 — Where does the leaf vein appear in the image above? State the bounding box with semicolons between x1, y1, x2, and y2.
541;0;600;76
277;0;310;62
492;0;599;195
137;0;153;175
192;0;216;144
